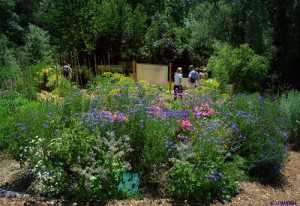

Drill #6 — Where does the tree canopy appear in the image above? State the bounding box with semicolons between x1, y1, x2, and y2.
1;0;300;90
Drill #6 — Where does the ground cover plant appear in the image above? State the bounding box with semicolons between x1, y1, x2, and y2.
0;73;292;202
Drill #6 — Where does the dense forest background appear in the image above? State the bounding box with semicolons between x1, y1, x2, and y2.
1;0;300;91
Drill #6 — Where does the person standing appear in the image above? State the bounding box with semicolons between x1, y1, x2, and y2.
198;68;204;80
174;67;183;100
188;65;198;89
62;61;72;80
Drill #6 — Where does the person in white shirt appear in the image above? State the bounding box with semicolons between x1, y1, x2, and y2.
174;67;183;100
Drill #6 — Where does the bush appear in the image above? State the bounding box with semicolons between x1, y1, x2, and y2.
279;90;300;147
25;24;52;64
208;44;269;93
0;34;21;85
217;94;289;180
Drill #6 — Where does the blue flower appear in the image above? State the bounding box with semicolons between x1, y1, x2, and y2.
207;175;216;181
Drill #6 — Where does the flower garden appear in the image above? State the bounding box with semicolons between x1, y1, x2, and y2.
0;73;295;202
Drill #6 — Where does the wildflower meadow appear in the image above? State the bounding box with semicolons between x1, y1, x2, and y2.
0;73;295;202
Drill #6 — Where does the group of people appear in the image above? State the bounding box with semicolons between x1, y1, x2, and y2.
174;65;208;99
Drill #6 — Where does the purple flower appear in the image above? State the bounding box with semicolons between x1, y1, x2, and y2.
155;171;158;174
163;178;167;182
41;168;45;171
30;171;34;175
22;127;27;130
17;123;21;126
153;164;156;167
207;175;216;181
45;125;49;128
162;164;165;167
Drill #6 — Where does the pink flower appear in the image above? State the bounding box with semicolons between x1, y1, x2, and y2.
195;103;214;117
181;120;192;131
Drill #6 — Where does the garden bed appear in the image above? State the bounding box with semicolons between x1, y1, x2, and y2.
0;74;299;203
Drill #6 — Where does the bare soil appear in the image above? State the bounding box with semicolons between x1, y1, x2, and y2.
1;151;299;206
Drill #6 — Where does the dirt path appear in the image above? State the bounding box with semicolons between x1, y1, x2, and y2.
1;152;299;206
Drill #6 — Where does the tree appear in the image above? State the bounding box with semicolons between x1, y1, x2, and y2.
208;44;269;93
0;34;21;83
121;4;148;60
25;24;51;64
0;0;23;45
94;0;131;62
140;13;184;64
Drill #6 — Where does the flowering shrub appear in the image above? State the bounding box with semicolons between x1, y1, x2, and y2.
34;67;61;91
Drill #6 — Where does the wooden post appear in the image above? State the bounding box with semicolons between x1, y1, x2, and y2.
101;60;103;86
75;49;82;87
169;63;172;94
108;52;110;72
26;52;32;87
133;60;136;82
70;52;72;68
20;58;26;86
54;52;59;87
73;47;79;88
94;53;97;77
88;58;91;71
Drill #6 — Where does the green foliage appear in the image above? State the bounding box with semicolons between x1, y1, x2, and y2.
279;90;300;147
0;0;23;44
208;44;269;93
25;24;52;64
121;4;148;60
141;13;184;64
0;34;21;84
